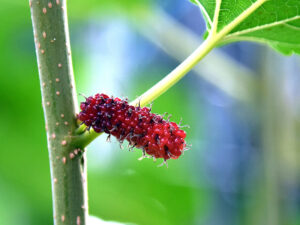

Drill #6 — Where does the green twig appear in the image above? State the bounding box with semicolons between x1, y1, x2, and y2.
130;8;256;102
29;1;87;224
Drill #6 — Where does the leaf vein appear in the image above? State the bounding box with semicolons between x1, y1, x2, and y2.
284;23;300;31
225;15;300;38
194;0;213;26
223;36;300;47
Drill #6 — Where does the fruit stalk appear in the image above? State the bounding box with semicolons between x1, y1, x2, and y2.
29;1;87;224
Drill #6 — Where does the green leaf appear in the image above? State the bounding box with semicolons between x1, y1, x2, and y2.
191;0;300;55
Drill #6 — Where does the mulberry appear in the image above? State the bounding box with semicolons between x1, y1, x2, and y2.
78;93;187;160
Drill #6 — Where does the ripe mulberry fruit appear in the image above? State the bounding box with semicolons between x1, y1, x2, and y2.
78;93;187;160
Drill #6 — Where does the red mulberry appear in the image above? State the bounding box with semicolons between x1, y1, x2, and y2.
78;93;187;160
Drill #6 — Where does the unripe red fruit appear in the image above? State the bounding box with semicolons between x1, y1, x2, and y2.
78;93;186;160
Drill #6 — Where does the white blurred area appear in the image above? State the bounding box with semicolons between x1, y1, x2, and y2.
88;215;136;225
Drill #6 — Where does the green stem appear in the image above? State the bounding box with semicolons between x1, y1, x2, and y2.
129;7;256;102
130;35;217;107
129;0;267;107
29;1;87;225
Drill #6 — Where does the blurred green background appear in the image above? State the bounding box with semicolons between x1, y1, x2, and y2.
0;1;300;225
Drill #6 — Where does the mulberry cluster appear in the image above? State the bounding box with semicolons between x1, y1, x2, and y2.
78;93;187;160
